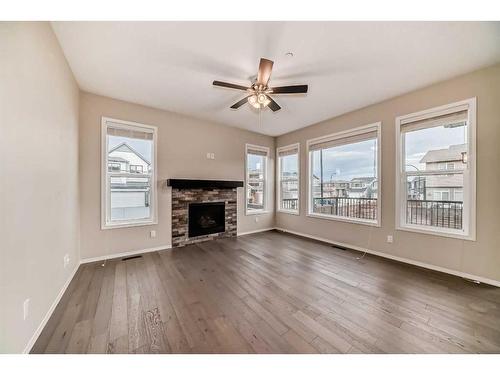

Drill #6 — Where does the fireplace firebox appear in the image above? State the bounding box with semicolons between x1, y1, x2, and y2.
188;202;225;238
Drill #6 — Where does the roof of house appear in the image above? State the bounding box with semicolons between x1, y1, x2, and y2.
350;177;376;183
420;144;466;163
348;187;367;192
108;156;128;163
108;142;151;165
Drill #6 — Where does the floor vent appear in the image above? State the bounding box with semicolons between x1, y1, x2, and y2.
121;255;143;261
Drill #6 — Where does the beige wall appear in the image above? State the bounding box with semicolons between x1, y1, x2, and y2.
79;92;275;260
0;22;80;353
276;63;500;283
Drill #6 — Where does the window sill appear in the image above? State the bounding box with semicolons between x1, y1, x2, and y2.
277;209;300;216
307;213;380;227
101;219;157;230
396;223;475;241
245;210;270;216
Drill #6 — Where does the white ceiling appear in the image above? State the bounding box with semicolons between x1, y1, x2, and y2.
52;21;500;136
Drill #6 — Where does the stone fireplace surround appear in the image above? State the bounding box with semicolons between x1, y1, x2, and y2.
167;179;244;247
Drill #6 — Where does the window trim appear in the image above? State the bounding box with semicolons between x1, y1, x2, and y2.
101;117;158;230
276;143;300;215
306;122;382;227
395;98;476;241
245;143;270;216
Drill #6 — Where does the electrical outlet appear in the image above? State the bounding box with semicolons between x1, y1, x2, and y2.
23;298;30;320
210;153;215;160
63;254;70;268
206;152;211;159
150;230;156;238
387;235;393;243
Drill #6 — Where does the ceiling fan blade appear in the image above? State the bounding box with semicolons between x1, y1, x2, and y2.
266;95;281;112
270;85;308;94
230;96;251;109
213;80;250;91
256;58;274;87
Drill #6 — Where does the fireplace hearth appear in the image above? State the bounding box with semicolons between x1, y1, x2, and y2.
188;202;225;238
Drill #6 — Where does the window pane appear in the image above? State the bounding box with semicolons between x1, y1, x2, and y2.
404;122;467;172
280;153;299;211
310;137;377;221
406;174;464;229
247;153;264;178
246;152;266;211
247;181;264;210
107;127;153;223
110;176;151;221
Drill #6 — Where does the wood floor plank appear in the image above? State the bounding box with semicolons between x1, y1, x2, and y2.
66;319;91;354
108;262;128;353
87;261;116;353
33;231;500;354
43;265;95;353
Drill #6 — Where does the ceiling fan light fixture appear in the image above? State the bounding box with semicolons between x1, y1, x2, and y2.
248;95;260;109
257;93;267;104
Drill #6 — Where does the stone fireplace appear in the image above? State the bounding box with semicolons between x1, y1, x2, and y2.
167;179;244;247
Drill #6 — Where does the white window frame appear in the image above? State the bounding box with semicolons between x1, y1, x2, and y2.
276;143;300;215
395;98;476;240
306;122;382;227
245;144;269;215
101;117;158;229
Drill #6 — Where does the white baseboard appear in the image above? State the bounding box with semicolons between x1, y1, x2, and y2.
80;244;172;264
275;227;500;288
237;227;275;236
23;263;80;354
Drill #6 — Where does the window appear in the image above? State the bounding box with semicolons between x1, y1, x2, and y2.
396;98;476;240
245;144;269;214
101;117;157;229
108;162;122;172
277;143;300;214
307;123;381;226
130;165;144;174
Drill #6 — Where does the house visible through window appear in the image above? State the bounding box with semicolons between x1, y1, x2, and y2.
396;98;476;239
102;117;157;229
246;144;269;214
307;123;380;225
277;144;299;213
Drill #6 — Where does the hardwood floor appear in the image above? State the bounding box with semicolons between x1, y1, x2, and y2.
31;230;500;354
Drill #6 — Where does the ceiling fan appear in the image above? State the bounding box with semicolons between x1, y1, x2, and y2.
213;58;308;112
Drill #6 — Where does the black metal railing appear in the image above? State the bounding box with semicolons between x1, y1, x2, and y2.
313;197;377;220
282;198;298;210
406;200;463;229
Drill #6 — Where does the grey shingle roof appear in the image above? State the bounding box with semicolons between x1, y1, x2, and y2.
420;144;466;163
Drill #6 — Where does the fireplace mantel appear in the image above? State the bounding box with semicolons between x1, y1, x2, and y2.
166;179;243;189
